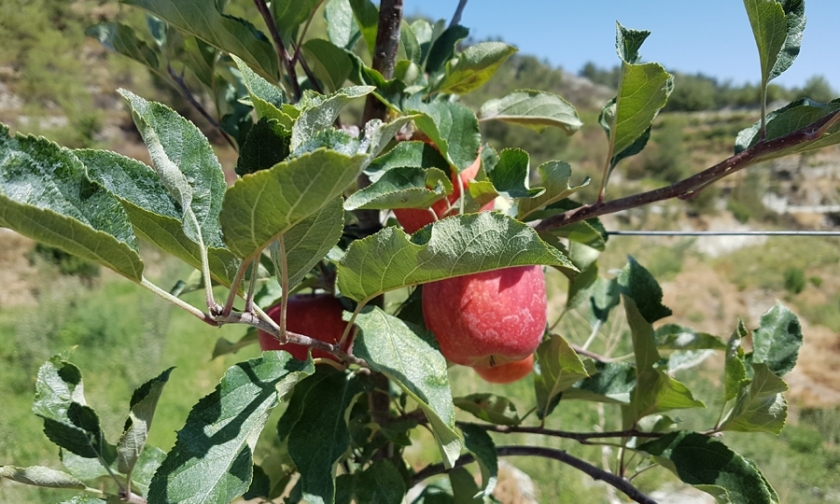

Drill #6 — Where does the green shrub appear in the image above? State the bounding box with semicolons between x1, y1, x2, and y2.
783;267;806;294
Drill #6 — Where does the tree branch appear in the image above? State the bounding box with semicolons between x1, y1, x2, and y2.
410;445;658;504
456;422;664;443
252;0;302;101
449;0;469;27
534;108;840;233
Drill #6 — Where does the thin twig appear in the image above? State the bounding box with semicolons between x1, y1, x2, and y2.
252;0;302;100
410;446;658;504
534;108;840;233
571;344;617;363
167;65;236;149
456;423;663;443
449;0;469;27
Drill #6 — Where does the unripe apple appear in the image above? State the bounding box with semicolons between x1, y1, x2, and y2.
258;293;351;361
474;354;534;384
394;154;493;234
422;265;547;368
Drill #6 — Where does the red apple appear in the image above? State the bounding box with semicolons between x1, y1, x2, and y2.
258;293;351;361
394;154;494;234
422;265;547;368
474;354;534;384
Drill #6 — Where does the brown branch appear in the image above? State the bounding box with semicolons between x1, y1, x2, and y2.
167;65;236;150
252;0;302;101
534;108;840;233
361;0;403;125
457;422;664;443
410;445;658;504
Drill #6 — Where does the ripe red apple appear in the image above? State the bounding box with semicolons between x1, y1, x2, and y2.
394;154;494;234
258;293;351;361
474;354;534;384
422;265;547;368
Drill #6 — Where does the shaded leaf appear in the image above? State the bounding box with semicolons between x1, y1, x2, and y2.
221;150;367;258
0;126;143;281
85;23;165;78
408;101;481;173
725;321;750;403
654;324;727;350
235;117;291;176
479;90;582;134
453;394;520;426
117;367;174;476
461;424;498;497
123;0;278;81
486;148;543;199
147;352;314;504
212;327;259;359
720;364;788;434
750;302;802;376
272;0;321;42
285;368;364;504
344;167;451;210
270;197;344;290
0;466;86;490
618;256;672;324
353;307;461;468
337;212;575;304
355;459;406;504
302;39;354;93
640;431;779;504
426;25;469;74
563;361;636;404
516;161;588;219
439;42;517;95
365;141;449;182
534;334;589;420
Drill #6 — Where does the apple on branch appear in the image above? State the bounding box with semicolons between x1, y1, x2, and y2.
422;265;547;371
258;293;352;361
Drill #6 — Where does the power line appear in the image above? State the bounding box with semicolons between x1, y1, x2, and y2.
606;230;840;237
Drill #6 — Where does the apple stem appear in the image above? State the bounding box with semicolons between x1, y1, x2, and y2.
221;256;253;318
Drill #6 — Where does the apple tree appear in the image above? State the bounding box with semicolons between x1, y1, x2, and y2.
0;0;833;502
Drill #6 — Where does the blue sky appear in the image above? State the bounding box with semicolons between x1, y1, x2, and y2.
404;1;839;92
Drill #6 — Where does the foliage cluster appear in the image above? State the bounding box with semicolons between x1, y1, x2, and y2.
1;1;839;504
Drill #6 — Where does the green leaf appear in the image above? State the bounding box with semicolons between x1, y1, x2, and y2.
742;0;792;86
461;424;498;497
61;445;164;496
32;356;115;461
478;90;582;134
590;277;620;324
515;161;588;219
426;25;469;75
563;361;635;404
183;37;217;88
750;302;802;376
618;256;672;324
346;54;407;112
117;367;174;476
654;324;727;350
235;117;291;177
349;0;379;55
302;39;354;93
625;297;704;421
119;89;227;252
270;197;344;290
361;115;418;159
449;467;482;504
438;42;517;95
58;497;106;504
640;431;780;504
0;466;86;490
77;148;240;286
353;307;462;468
610;63;672;158
534;334;589;419
735;98;840;157
453;394;521;426
486;148;543;199
243;464;271;500
725;321;750;403
325;0;360;50
400;20;422;64
355;459;407;504
123;0;278;81
720;363;788;434
290;86;374;151
231;55;287;120
271;0;321;41
212;327;259;359
85;23;164;78
337;212;575;304
343;167;451;210
147;352;314;504
221;149;367;258
365;141;449;182
615;22;650;65
284;368;364;504
408;101;480;173
0;126;143;281
292;128;360;158
129;446;167;496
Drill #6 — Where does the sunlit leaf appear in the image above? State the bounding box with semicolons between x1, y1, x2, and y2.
117;367;174;476
479;90;582;134
438;42;517;95
0;466;86;490
408;100;481;173
750;302;802;376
